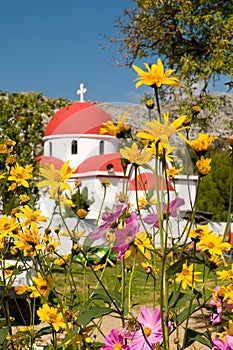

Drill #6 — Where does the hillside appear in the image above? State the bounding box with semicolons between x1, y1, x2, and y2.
96;94;233;140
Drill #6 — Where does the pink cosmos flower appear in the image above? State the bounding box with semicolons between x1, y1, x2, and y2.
112;212;140;260
143;197;185;228
212;335;233;350
210;298;222;325
101;329;129;350
124;306;169;350
90;203;127;240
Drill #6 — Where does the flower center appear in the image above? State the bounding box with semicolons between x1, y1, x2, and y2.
143;326;152;337
182;269;190;276
208;242;215;248
113;344;122;350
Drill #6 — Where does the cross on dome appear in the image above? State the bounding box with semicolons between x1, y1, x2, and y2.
77;83;87;102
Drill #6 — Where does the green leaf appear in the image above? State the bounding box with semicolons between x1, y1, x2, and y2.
77;304;116;326
89;288;121;307
168;291;191;309
0;327;9;346
166;257;186;276
177;304;197;324
184;329;212;349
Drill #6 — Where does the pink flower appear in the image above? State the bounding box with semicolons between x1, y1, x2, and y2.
144;197;185;228
210;298;222;325
113;212;140;260
101;329;129;350
212;335;233;350
90;203;127;240
125;307;169;350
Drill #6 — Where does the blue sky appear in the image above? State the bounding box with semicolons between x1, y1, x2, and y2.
0;0;231;104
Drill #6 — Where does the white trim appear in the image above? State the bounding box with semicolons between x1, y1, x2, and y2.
43;134;115;142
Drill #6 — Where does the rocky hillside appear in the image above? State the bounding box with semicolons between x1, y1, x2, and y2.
97;93;233;140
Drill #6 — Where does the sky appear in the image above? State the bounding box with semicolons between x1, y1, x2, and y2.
0;0;231;105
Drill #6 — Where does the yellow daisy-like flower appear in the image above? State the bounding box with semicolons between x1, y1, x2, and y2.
54;255;69;266
188;225;210;241
37;303;65;331
100;112;131;138
132;59;180;88
0;215;19;238
14;285;31;295
175;262;202;289
19;194;31;203
13;225;44;257
136;113;188;148
188;133;217;154
217;265;233;280
196;156;211;176
197;233;231;256
166;166;183;177
15;205;47;230
37;160;74;198
146;141;177;162
120;142;153;166
8;163;33;188
30;272;53;299
138;196;157;210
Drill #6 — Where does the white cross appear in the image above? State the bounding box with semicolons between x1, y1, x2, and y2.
77;83;87;102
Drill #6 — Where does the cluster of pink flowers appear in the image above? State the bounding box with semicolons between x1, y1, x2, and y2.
102;306;170;350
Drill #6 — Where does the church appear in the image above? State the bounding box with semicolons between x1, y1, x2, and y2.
38;84;198;246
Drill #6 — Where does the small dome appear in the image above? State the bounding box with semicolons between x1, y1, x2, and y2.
44;102;112;136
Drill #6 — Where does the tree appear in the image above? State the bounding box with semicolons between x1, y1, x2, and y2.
0;91;69;214
108;0;233;100
196;152;233;222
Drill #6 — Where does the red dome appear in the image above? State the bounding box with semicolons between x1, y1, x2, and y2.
44;102;112;136
74;153;124;174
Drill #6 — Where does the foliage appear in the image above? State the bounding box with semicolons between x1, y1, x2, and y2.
0;91;69;214
108;0;233;115
196;151;233;222
0;59;233;350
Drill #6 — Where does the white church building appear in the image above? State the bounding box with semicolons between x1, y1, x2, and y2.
38;85;198;248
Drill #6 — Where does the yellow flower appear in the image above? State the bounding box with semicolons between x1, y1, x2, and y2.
146;141;177;162
166;166;183;177
44;236;59;256
6;154;17;166
13;225;44;257
0;138;16;154
132;59;180;88
15;205;47;230
100;112;131;137
37;160;74;198
196;156;211;176
120;142;153;166
30;272;53;298
188;224;210;241
146;99;155;109
37;303;65;331
19;194;31;203
197;233;231;256
175;262;202;289
77;208;88;219
8;163;33;188
54;255;69;266
101;179;111;188
0;215;19;238
136;113;188;148
138;196;157;210
217;265;233;280
14;285;31;295
188;134;217;154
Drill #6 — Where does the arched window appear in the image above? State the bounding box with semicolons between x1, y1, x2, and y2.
99;140;104;154
71;140;78;154
49;142;52;156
